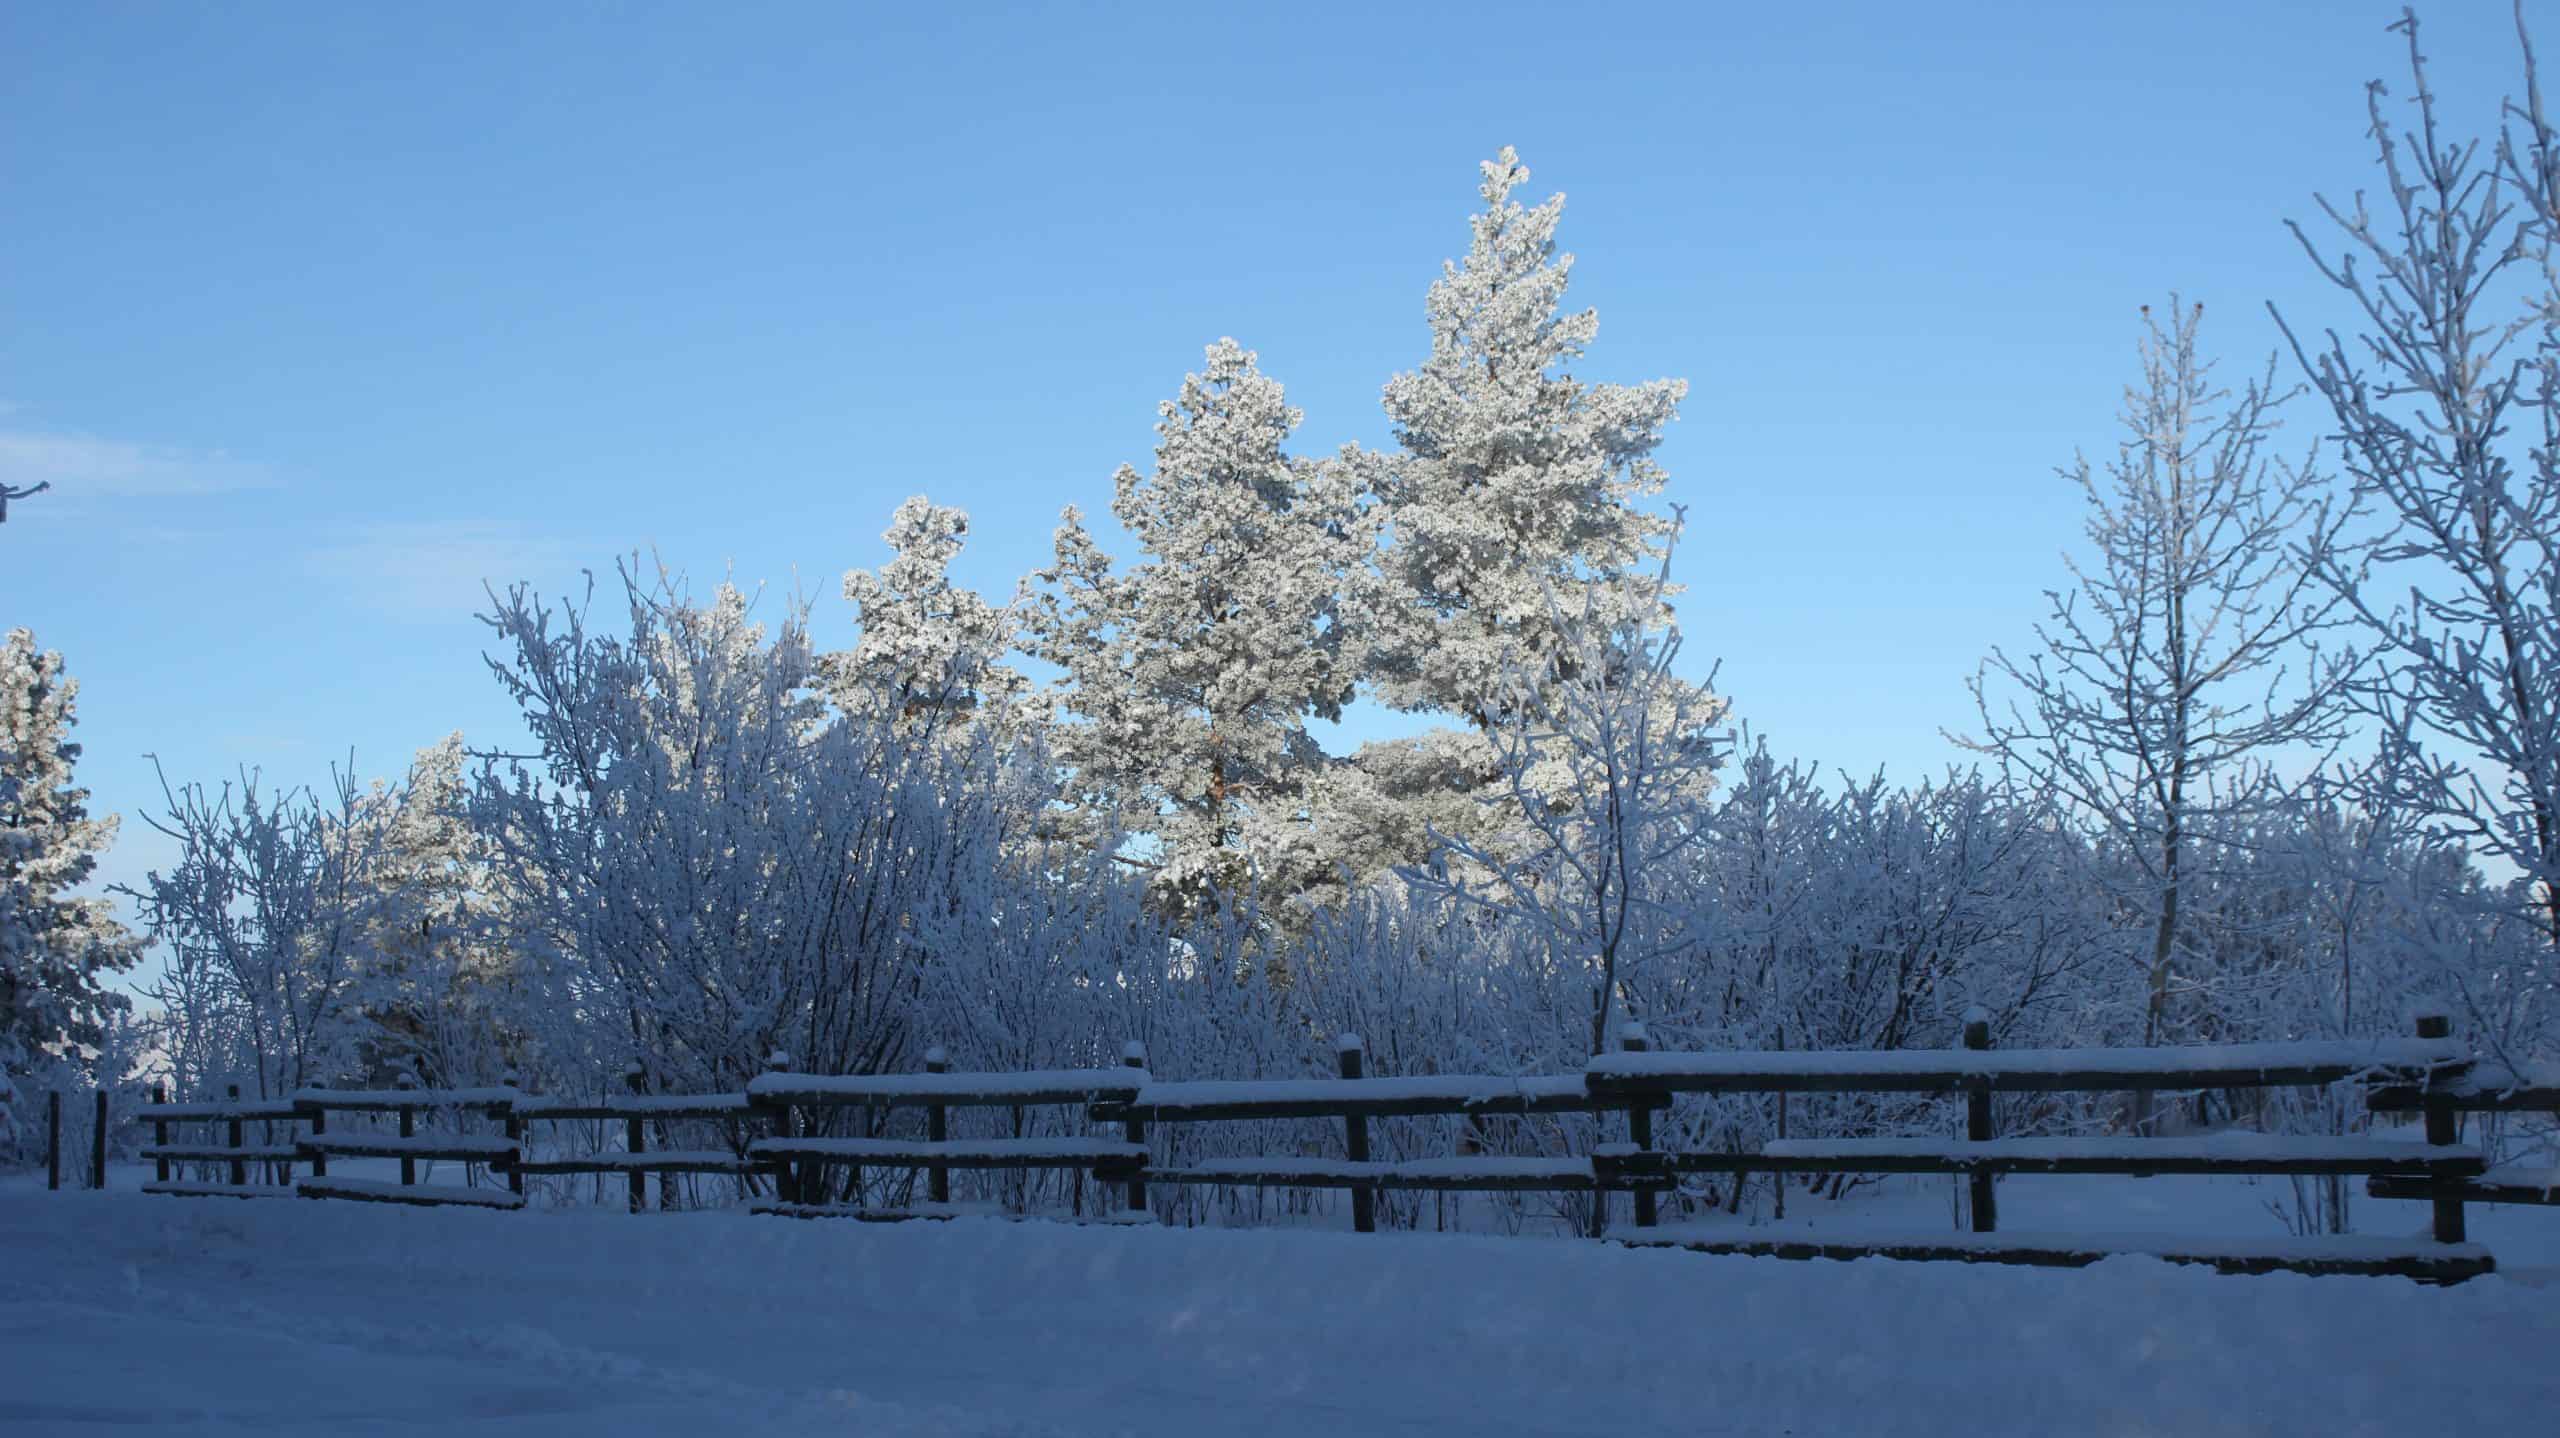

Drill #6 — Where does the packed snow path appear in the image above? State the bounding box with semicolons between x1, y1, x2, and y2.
2;1191;2554;1435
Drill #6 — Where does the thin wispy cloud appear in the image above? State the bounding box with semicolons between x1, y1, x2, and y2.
0;426;278;500
305;519;594;621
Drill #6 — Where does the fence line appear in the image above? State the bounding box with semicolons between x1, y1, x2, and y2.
86;1012;2558;1282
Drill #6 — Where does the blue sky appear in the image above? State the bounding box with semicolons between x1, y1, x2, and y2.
1;2;2539;936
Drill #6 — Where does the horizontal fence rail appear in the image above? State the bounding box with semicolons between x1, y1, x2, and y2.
113;1014;2555;1283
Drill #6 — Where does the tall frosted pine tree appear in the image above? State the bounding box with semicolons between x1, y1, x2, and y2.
0;629;141;1071
1028;339;1374;917
825;496;1028;735
1372;147;1689;729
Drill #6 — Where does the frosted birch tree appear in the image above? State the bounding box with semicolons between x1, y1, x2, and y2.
2281;6;2560;952
1027;339;1374;917
1965;301;2354;1066
1405;537;1725;1056
124;763;389;1097
0;629;141;1073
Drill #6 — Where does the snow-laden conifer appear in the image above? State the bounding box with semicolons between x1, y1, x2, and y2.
0;629;141;1073
1028;339;1374;916
826;496;1027;735
1370;147;1687;730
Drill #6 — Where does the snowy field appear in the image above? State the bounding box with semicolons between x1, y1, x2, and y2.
2;1175;2555;1436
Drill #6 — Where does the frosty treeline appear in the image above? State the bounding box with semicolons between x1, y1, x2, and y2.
6;11;2556;1229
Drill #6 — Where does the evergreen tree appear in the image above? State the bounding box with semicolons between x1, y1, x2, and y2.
1370;147;1688;729
824;496;1027;734
0;628;142;1069
1028;339;1374;916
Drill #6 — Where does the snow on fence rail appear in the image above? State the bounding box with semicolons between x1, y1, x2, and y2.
114;1014;2553;1282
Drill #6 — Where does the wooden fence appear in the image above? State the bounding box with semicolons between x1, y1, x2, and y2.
112;1014;2555;1283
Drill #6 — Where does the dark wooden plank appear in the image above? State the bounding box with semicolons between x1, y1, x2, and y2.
143;1144;303;1163
1615;1231;2496;1282
289;1088;519;1113
140;1100;303;1123
141;1180;293;1200
749;1070;1146;1111
296;1177;527;1210
504;1152;768;1176
1145;1158;1674;1193
2369;1174;2560;1206
1622;1141;2486;1178
2368;1083;2560;1114
511;1096;753;1122
302;1134;520;1162
748;1137;1145;1171
1094;1077;1646;1123
1587;1038;2462;1098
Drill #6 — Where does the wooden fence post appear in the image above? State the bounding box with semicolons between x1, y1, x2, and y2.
1338;1034;1375;1234
308;1081;328;1180
1623;1024;1655;1230
925;1048;950;1207
46;1091;60;1191
503;1072;526;1199
152;1085;170;1185
1964;1013;1997;1234
765;1051;797;1207
1774;1029;1787;1223
90;1089;107;1190
1123;1040;1149;1219
2416;1014;2465;1244
226;1084;246;1188
396;1072;419;1188
623;1065;646;1215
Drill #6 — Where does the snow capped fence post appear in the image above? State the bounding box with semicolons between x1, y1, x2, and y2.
1623;1025;1656;1229
502;1074;525;1200
90;1090;107;1190
306;1082;327;1180
1337;1035;1374;1234
46;1091;60;1191
622;1065;646;1215
151;1086;169;1186
2415;1015;2464;1245
226;1085;246;1189
925;1048;950;1207
1963;1012;1997;1234
762;1052;798;1207
396;1073;420;1189
1122;1041;1149;1220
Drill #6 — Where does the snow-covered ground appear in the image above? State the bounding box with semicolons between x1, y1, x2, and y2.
2;1174;2554;1436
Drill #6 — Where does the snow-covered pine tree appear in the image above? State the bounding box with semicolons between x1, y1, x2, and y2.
1315;148;1703;901
1369;147;1688;730
824;496;1027;735
0;628;141;1073
343;733;518;1087
1027;339;1375;917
